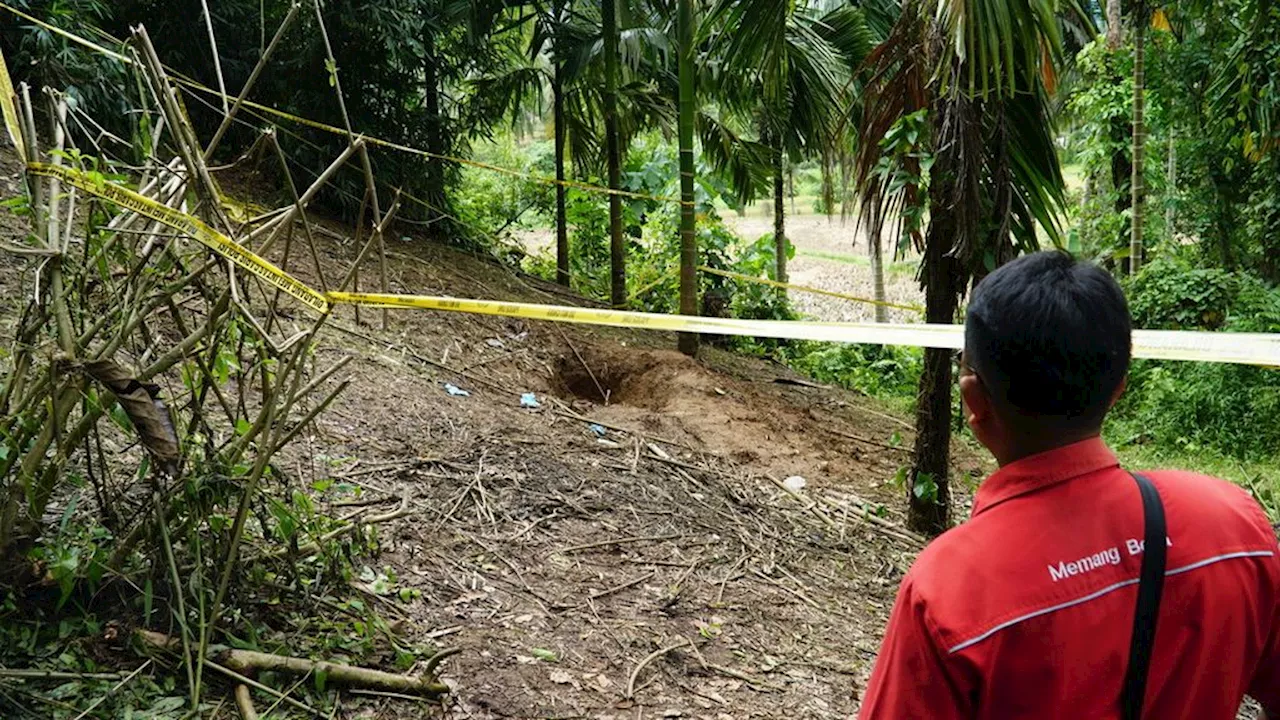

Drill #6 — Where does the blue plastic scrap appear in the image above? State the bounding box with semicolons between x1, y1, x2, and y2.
588;424;607;436
520;393;541;408
444;383;470;397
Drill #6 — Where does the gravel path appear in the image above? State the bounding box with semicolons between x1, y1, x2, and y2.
724;212;925;324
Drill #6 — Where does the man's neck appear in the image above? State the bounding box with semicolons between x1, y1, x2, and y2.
995;429;1104;467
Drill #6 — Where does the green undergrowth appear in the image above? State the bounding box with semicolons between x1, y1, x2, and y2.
1111;442;1280;522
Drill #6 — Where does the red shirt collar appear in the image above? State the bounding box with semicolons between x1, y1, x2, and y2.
972;436;1120;517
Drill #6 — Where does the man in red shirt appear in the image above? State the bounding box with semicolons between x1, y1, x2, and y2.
858;251;1280;719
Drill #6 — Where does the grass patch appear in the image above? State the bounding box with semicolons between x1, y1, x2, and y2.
1110;441;1280;522
795;248;917;275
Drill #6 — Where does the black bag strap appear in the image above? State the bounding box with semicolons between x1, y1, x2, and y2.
1121;472;1167;720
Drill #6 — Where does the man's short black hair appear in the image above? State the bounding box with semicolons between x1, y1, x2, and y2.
964;251;1132;429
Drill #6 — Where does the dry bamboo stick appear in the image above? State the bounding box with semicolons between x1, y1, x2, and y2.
234;685;258;720
203;2;301;158
266;132;328;291
199;0;230;116
136;630;450;697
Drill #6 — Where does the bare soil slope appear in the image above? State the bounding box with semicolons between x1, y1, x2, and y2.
0;150;987;719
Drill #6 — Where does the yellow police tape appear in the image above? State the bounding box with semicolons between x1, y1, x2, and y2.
12;162;1280;367
324;291;1280;366
0;46;26;164
699;265;925;313
2;18;1278;368
26;163;330;314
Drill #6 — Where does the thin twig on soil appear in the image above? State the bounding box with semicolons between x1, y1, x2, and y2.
551;533;683;557
750;569;821;610
69;659;151;720
827;427;910;453
347;688;436;703
588;570;655;601
706;663;783;692
555;326;608;403
766;474;836;528
626;640;691;699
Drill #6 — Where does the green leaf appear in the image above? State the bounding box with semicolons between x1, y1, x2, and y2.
531;647;558;662
315;667;329;694
913;472;939;505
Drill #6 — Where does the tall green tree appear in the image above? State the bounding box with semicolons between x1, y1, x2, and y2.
856;0;1070;534
602;0;626;306
708;0;872;287
676;0;698;355
1130;0;1151;274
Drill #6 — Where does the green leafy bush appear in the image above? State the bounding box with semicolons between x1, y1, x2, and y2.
792;343;922;402
1111;263;1280;459
1127;258;1239;329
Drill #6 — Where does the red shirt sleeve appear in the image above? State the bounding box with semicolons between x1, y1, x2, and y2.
858;574;975;720
1248;522;1280;713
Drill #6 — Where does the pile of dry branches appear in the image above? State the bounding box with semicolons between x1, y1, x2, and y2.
0;14;445;715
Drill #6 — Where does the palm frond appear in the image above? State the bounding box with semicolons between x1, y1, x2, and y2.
852;2;929;252
698;110;772;204
469;63;548;128
817;4;878;69
929;0;1062;98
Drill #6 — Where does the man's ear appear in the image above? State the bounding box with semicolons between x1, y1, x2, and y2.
1109;375;1128;409
959;373;992;425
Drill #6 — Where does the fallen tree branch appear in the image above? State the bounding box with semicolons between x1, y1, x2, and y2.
0;669;126;681
135;630;450;697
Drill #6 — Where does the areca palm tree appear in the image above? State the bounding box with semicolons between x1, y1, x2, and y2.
602;0;626;305
676;0;698;355
855;0;1071;534
479;0;674;294
708;0;871;287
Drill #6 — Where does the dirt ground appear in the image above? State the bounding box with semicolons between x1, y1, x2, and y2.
5;145;1264;719
263;210;985;719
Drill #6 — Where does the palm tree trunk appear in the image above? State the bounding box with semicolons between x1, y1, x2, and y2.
1106;0;1123;49
1164;132;1176;239
424;28;446;240
869;222;888;323
910;222;958;536
676;0;698;356
821;148;835;223
1105;1;1131;270
789;166;796;217
1130;15;1146;275
602;0;626;307
772;138;788;284
553;59;570;287
908;104;964;536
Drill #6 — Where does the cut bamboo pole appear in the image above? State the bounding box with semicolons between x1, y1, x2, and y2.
136;630;451;697
203;1;300;158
